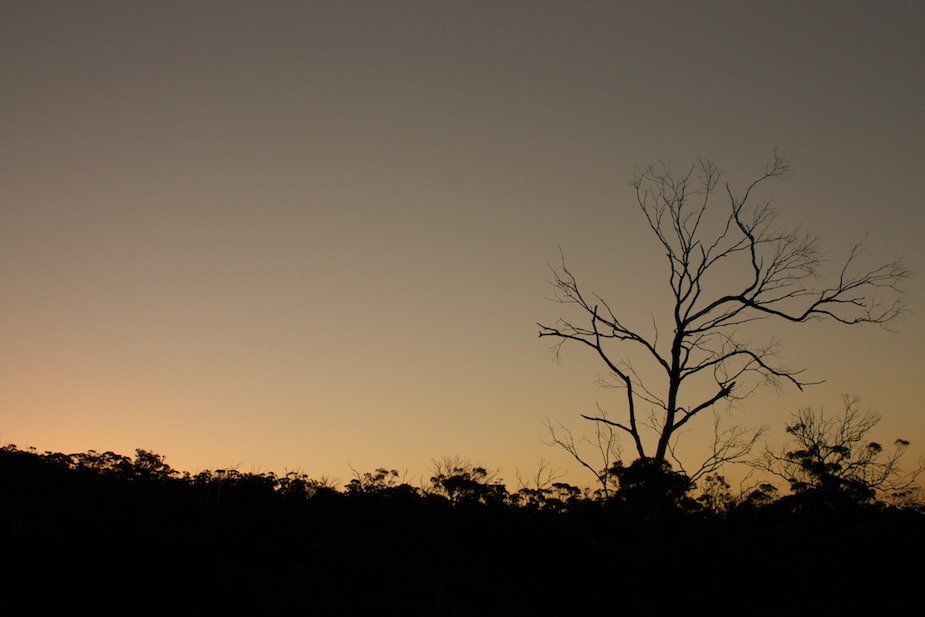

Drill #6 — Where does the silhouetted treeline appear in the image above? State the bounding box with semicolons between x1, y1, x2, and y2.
2;445;922;615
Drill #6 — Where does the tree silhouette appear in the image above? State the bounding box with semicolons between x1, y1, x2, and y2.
429;457;508;506
131;449;177;481
538;152;909;476
760;395;923;507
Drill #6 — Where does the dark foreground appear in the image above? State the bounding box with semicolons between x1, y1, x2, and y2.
2;445;922;615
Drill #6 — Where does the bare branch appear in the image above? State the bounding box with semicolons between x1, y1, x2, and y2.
682;414;766;483
540;152;909;476
543;418;622;497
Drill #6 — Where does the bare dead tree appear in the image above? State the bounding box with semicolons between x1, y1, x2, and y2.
538;151;909;474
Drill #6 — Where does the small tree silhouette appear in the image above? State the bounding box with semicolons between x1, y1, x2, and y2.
429;457;508;505
132;449;177;481
761;396;923;507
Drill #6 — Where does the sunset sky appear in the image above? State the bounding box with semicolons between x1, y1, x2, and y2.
3;1;923;489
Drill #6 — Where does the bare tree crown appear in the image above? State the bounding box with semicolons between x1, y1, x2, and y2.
538;152;909;474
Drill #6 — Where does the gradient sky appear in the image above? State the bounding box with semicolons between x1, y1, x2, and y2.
2;1;923;489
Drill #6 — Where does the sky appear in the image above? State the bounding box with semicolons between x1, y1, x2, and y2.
2;0;923;490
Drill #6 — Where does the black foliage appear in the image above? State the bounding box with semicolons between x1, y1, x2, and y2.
2;444;922;614
606;457;696;515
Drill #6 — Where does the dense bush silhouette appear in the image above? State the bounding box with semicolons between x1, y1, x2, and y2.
607;457;695;515
2;442;922;614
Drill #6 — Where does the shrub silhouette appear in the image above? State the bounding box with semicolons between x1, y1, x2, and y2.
429;458;508;506
3;441;924;613
607;457;694;515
